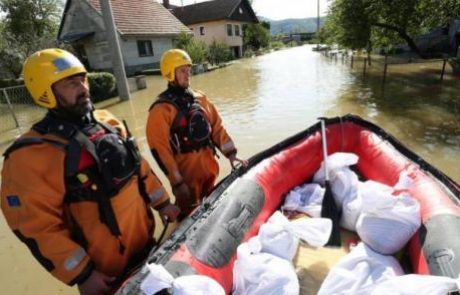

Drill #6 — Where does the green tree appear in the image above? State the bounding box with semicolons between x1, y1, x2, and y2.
174;31;207;64
207;40;232;65
243;23;270;50
322;0;460;57
0;0;63;77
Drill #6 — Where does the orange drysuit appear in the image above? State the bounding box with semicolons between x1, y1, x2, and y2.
1;110;171;286
147;87;236;212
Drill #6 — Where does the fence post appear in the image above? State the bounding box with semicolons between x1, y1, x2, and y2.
382;54;389;87
2;88;20;128
363;58;368;76
351;54;354;69
440;59;447;82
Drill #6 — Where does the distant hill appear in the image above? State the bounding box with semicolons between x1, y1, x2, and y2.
258;16;326;36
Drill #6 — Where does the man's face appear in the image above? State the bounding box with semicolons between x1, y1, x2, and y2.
53;73;92;116
174;65;191;88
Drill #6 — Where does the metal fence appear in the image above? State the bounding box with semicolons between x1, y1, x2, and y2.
0;85;46;133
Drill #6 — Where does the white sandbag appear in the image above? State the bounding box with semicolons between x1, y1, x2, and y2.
140;263;225;295
232;239;299;295
340;190;362;231
282;183;325;217
330;168;360;205
313;152;360;211
357;189;421;255
318;242;404;295
258;211;332;260
372;274;460;295
313;153;359;183
341;180;393;231
342;179;403;232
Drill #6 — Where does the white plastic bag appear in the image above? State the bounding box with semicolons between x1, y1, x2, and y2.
282;183;325;217
318;243;404;295
313;153;359;183
258;211;332;260
140;263;225;295
313;152;360;212
232;239;299;295
356;185;421;255
372;274;460;295
341;173;413;232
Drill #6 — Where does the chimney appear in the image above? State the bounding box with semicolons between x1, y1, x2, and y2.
163;0;170;9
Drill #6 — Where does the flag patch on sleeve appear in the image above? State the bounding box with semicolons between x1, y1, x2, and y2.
6;195;21;208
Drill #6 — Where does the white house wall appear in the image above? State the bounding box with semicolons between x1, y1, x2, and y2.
60;1;110;70
120;37;173;74
60;0;176;75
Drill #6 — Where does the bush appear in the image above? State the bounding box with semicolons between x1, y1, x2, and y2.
175;31;207;64
269;41;284;51
243;47;255;58
88;72;118;103
207;41;233;65
183;40;207;64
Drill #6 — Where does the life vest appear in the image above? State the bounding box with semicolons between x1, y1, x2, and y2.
3;112;151;253
150;88;214;154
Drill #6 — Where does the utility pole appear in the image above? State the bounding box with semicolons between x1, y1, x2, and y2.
316;0;320;50
99;0;130;101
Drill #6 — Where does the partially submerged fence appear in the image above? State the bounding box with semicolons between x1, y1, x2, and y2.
321;50;455;86
0;85;46;133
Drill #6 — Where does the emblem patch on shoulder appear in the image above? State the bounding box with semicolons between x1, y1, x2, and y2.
6;195;21;208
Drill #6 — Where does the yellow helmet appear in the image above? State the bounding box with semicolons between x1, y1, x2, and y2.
23;48;87;109
160;49;192;82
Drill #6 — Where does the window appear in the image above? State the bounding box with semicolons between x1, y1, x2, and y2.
227;24;233;36
200;26;205;35
234;24;240;36
239;7;243;14
137;40;153;57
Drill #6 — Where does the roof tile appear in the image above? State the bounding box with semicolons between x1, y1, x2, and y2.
88;0;189;35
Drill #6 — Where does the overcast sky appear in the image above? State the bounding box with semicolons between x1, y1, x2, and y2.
166;0;330;20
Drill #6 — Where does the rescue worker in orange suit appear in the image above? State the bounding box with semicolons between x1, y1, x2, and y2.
0;49;180;295
146;49;247;220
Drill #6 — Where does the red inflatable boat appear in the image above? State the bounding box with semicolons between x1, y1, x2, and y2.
116;114;460;294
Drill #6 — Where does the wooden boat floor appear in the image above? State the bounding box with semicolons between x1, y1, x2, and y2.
294;229;359;295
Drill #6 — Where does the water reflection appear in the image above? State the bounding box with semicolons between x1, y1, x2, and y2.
335;57;460;181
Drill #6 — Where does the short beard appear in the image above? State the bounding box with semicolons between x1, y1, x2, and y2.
56;94;93;117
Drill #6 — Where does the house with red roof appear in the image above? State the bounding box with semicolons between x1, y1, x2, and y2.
166;0;258;58
58;0;189;75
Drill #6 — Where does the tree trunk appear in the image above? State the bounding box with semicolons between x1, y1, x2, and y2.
372;22;424;58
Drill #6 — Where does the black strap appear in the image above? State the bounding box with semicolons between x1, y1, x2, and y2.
17;113;132;253
151;94;215;154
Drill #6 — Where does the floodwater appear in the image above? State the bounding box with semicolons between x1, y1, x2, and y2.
1;44;460;294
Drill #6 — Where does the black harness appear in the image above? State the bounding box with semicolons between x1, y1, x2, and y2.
3;112;151;253
150;88;214;154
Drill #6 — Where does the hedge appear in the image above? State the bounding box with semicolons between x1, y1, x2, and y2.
87;72;118;103
0;72;117;104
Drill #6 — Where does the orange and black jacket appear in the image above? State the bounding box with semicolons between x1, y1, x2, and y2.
146;85;237;187
0;110;171;286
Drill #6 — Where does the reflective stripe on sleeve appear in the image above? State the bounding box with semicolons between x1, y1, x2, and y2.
173;170;182;182
64;247;87;271
221;141;235;153
149;188;165;203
